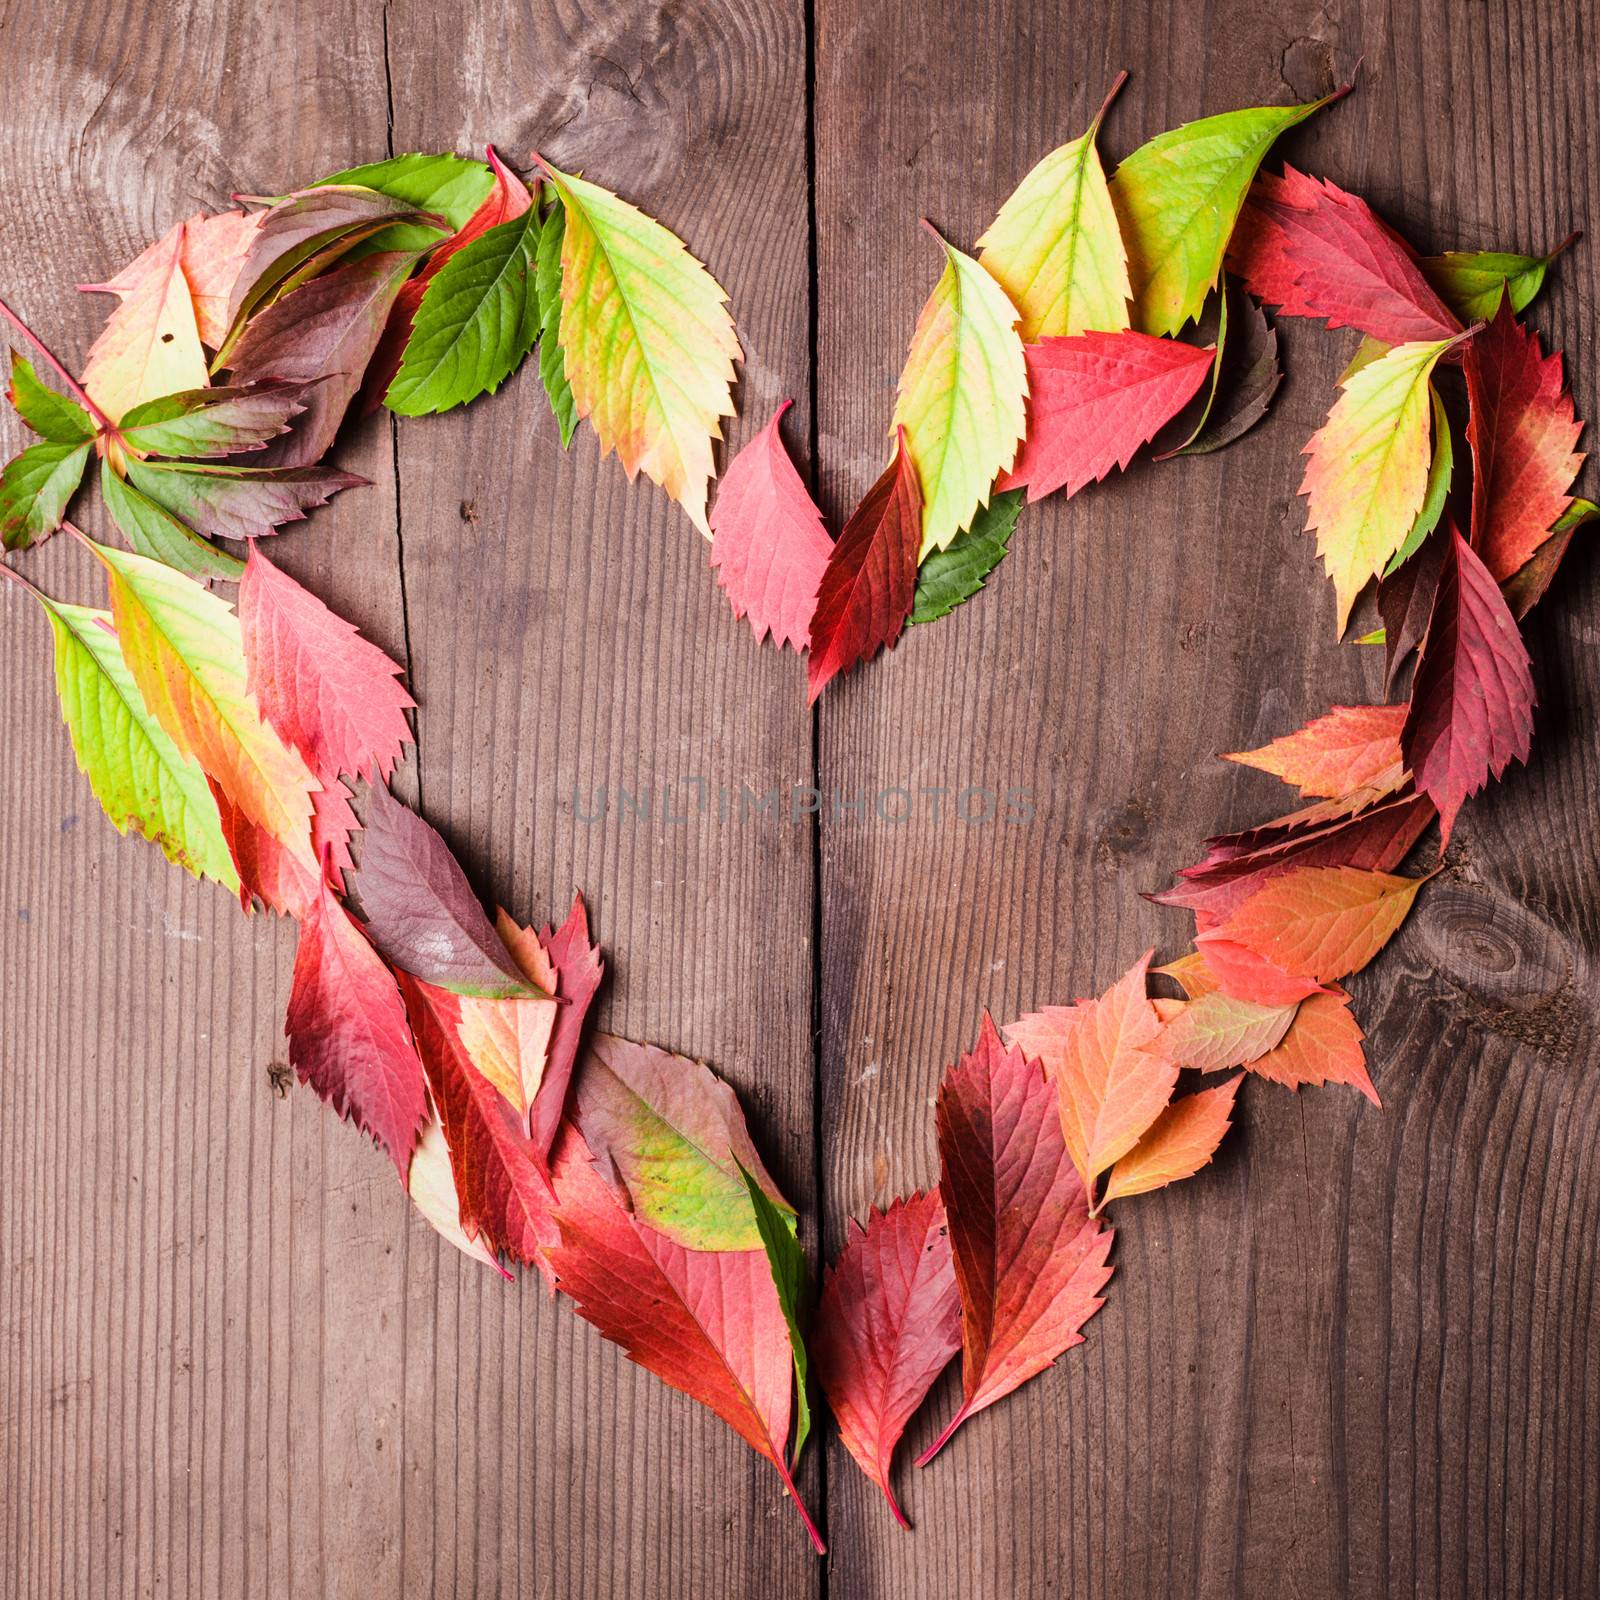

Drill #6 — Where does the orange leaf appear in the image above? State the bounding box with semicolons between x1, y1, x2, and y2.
1224;703;1407;798
454;909;560;1115
1245;986;1379;1105
1191;934;1325;1007
1100;1076;1241;1207
1212;864;1427;983
1155;990;1296;1072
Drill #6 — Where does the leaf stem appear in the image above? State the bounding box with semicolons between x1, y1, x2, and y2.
1091;69;1130;136
770;1451;826;1555
913;1399;972;1467
0;295;118;436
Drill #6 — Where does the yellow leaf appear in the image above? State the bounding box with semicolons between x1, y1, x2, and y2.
1100;1075;1241;1207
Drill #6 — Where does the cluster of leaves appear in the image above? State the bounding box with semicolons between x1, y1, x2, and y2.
1;71;1590;1551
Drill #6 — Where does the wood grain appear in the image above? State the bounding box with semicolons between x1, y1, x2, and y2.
3;0;1598;1595
812;1;1600;1596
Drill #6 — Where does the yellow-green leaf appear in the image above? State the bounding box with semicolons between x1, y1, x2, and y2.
1109;86;1347;335
537;159;740;537
892;227;1027;557
976;74;1130;340
1300;332;1468;631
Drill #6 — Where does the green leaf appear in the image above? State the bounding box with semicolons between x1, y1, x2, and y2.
1352;626;1386;645
386;209;542;415
736;1158;811;1469
38;592;237;888
1421;239;1573;324
0;440;90;550
102;467;244;582
1157;282;1229;456
1110;85;1348;335
7;354;95;443
1382;385;1452;578
535;201;578;446
119;382;307;459
910;489;1022;623
316;152;495;237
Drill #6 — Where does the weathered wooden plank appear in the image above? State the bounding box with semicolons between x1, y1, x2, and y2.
379;2;818;1595
812;2;1600;1596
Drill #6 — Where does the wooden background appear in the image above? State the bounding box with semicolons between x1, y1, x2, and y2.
2;0;1596;1595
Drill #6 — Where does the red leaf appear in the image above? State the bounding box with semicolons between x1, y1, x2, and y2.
397;969;556;1264
206;773;320;918
527;893;605;1162
286;879;428;1176
1191;934;1325;1006
1377;519;1449;689
997;330;1213;502
806;428;922;700
812;1191;960;1526
360;148;533;413
1401;527;1534;842
352;781;543;998
1463;297;1585;581
1227;166;1460;345
919;1015;1113;1463
239;543;414;783
709;400;832;652
544;1130;823;1552
1223;703;1407;799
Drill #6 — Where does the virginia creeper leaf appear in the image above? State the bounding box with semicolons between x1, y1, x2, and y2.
1099;1075;1241;1207
976;73;1129;340
536;157;740;536
1299;330;1469;632
1401;527;1535;841
527;893;605;1160
179;210;261;349
1463;296;1584;581
909;488;1021;624
1109;85;1348;335
119;381;309;458
999;330;1214;502
1224;703;1407;798
1167;283;1282;456
533;199;578;445
123;457;367;542
352;780;544;999
1148;988;1294;1072
1377;517;1448;689
206;772;322;917
891;226;1027;556
315;153;495;243
571;1030;794;1250
286;878;429;1176
453;909;559;1116
806;429;922;701
406;1105;513;1279
101;467;244;582
1244;985;1378;1104
920;1015;1113;1463
0;440;90;550
1189;935;1326;1007
7;353;94;443
708;399;831;652
238;543;414;783
1504;496;1599;621
737;1158;812;1468
812;1191;959;1527
1383;384;1453;577
1422;237;1575;325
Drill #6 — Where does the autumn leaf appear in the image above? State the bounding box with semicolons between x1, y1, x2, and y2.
892;225;1027;556
909;489;1021;624
1246;985;1378;1104
225;250;423;466
1100;1076;1241;1207
1224;703;1407;798
79;221;209;423
571;1031;793;1250
1004;951;1175;1193
1190;935;1325;1007
806;428;922;700
122;458;367;542
1226;165;1460;344
239;543;414;783
1503;496;1599;621
1153;989;1295;1071
453;908;559;1117
998;330;1214;502
352;780;544;999
315;153;495;239
919;1015;1112;1463
544;1130;824;1553
100;468;243;582
527;893;604;1162
533;199;578;445
406;1106;513;1280
206;774;322;916
16;579;236;888
178;210;261;349
737;1158;813;1468
398;970;557;1264
117;381;309;459
0;439;91;550
536;156;740;537
1422;236;1575;325
1299;330;1471;631
976;72;1130;340
1376;517;1448;689
7;352;95;443
92;539;320;858
1401;526;1535;841
708;400;832;652
1210;864;1428;983
812;1191;959;1527
1382;385;1454;578
286;876;428;1176
1163;282;1282;457
1109;84;1349;335
1463;296;1584;582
